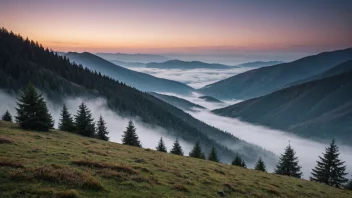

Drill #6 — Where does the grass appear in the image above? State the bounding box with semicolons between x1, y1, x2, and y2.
0;120;351;198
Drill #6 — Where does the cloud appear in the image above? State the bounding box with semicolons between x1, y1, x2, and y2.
129;67;252;89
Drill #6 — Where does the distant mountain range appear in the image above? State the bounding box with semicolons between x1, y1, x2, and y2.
96;53;168;63
146;60;235;69
213;60;352;145
236;61;284;68
148;92;205;111
65;52;194;95
199;48;352;100
108;60;146;68
198;96;223;103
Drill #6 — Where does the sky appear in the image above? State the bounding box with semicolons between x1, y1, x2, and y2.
1;0;352;62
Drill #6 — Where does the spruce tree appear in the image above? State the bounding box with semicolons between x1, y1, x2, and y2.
208;146;219;162
310;140;348;188
15;84;53;131
275;144;302;178
121;120;141;147
170;139;184;156
96;115;109;141
58;104;74;132
156;137;167;152
232;154;244;167
74;102;95;137
189;141;205;159
255;157;267;172
2;110;12;122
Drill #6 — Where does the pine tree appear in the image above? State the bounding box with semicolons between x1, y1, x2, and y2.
255;157;267;172
275;144;302;178
189;141;205;159
2;110;12;122
74;102;95;137
170;139;184;156
15;84;53;131
121;120;141;147
310;140;348;188
232;153;245;167
208;146;219;162
96;115;109;141
156;137;167;152
58;104;74;132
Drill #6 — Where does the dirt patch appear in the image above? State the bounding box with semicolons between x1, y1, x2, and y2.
0;159;24;168
72;159;138;175
0;137;13;144
172;184;190;192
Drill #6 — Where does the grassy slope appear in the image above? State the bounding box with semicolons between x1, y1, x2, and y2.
0;121;351;198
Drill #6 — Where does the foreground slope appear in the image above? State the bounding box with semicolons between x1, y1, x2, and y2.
213;70;352;145
1;122;350;198
199;48;352;100
0;28;273;164
65;52;194;94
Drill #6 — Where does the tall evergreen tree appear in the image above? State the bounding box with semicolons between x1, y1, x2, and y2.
96;115;109;141
310;140;348;188
58;104;75;132
121;120;141;147
275;144;302;178
2;110;12;122
156;137;167;152
170;139;184;156
189;141;205;159
208;146;219;162
255;157;267;172
74;102;95;137
15;84;53;131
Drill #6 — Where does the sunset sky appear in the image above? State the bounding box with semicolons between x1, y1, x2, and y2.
1;0;351;62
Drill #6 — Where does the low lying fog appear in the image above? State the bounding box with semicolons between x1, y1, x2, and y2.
130;67;252;89
0;91;193;154
159;92;352;179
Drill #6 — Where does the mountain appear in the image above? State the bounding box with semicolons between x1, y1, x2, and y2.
96;53;168;63
0;28;274;164
2;121;350;198
286;60;352;87
212;69;352;145
146;60;234;69
237;61;284;68
198;96;223;103
148;92;205;111
65;52;194;94
109;60;146;68
199;48;352;100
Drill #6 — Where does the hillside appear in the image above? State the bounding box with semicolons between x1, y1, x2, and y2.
146;60;234;69
199;96;223;103
0;28;274;164
65;52;194;94
237;61;284;68
212;70;352;145
148;92;206;111
1;121;351;198
96;53;168;63
199;48;352;100
108;60;146;68
286;60;352;87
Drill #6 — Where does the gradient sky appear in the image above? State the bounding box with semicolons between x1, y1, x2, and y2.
1;0;351;61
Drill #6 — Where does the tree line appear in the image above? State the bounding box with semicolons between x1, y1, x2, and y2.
1;83;352;189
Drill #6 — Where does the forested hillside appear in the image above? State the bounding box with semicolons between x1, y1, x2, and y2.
199;48;352;100
0;28;274;164
213;69;352;145
65;52;194;94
